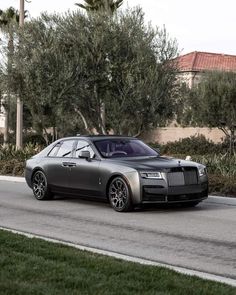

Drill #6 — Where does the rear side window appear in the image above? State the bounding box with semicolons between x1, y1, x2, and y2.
56;140;75;158
48;144;60;157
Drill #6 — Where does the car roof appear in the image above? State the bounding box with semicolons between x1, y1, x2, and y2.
59;135;136;142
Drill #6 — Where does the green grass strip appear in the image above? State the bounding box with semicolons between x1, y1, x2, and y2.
0;230;235;295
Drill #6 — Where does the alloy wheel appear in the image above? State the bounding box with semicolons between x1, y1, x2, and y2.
32;171;51;200
109;177;132;212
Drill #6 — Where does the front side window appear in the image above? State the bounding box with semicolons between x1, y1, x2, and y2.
75;140;95;158
94;139;158;158
56;140;75;158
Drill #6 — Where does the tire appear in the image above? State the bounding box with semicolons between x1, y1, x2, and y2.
108;177;133;212
32;170;53;200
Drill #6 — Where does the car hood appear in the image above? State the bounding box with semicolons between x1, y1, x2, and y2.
105;156;201;171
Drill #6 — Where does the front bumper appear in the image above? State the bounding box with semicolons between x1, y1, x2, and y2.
142;183;208;203
140;169;208;204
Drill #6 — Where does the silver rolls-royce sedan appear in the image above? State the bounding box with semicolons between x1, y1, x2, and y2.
25;135;208;212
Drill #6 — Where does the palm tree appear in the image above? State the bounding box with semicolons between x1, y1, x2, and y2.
0;7;20;144
75;0;123;15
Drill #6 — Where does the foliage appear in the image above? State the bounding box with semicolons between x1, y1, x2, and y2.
0;143;41;176
151;135;226;156
1;230;235;295
190;154;236;177
75;0;124;14
208;174;236;196
0;143;41;161
0;7;19;31
178;71;236;154
10;8;178;141
0;159;25;176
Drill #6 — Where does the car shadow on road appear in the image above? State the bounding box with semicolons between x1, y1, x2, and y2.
51;194;216;213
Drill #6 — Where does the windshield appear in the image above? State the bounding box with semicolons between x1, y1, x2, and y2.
94;139;158;158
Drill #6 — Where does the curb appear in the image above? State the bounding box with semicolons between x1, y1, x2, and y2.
205;196;236;206
1;226;236;287
0;175;25;182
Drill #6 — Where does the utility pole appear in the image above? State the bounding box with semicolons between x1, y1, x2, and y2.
16;0;24;149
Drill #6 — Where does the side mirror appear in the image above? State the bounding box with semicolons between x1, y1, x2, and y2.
79;150;91;160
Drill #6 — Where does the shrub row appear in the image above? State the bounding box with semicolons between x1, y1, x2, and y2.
208;174;236;196
0;143;42;161
0;159;25;177
151;135;230;156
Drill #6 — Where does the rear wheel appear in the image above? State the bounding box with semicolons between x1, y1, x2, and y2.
108;177;133;212
32;171;53;200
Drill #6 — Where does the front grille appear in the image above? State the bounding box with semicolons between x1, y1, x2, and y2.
168;167;198;186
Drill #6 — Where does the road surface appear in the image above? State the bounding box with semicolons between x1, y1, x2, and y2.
0;180;236;280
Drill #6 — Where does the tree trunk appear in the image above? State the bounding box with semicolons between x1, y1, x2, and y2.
74;107;92;134
3;107;9;143
100;101;106;134
93;84;106;134
4;32;14;144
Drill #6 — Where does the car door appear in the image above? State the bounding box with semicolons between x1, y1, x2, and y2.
45;139;76;192
68;139;102;197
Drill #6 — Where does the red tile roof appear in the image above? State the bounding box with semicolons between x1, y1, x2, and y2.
177;51;236;72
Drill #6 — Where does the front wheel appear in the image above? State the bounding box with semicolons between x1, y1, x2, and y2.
32;170;53;200
108;177;133;212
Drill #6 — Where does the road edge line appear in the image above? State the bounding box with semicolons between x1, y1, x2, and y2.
0;226;236;288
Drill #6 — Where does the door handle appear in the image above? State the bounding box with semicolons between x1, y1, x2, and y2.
62;162;76;167
67;162;76;167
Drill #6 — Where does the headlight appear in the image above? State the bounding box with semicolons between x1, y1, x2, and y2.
140;171;163;179
198;167;206;177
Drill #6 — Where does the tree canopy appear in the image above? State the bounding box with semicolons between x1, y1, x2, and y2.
9;7;178;142
178;71;236;153
75;0;124;14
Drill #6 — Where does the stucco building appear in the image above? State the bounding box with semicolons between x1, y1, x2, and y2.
142;51;236;143
176;51;236;88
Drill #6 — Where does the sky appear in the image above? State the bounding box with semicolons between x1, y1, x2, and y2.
1;0;236;55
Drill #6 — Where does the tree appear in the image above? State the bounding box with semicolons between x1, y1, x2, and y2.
0;7;20;143
180;71;236;154
75;0;123;14
12;8;178;140
12;14;86;143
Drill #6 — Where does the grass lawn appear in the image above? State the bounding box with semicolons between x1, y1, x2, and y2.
0;230;235;295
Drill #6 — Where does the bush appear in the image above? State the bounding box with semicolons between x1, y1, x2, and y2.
0;143;42;161
191;154;236;178
23;133;46;145
0;159;25;176
208;174;236;196
151;135;227;155
0;143;42;177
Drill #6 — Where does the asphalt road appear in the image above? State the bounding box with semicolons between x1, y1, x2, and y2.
0;180;236;280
